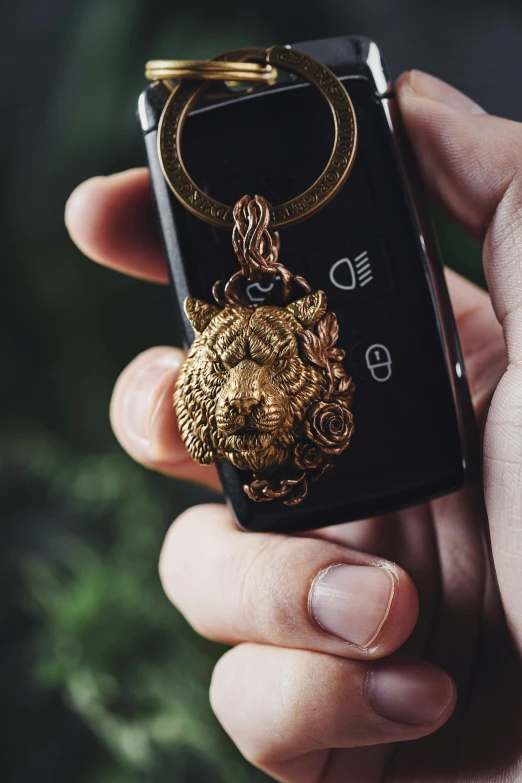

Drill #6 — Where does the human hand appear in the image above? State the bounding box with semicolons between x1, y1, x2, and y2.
65;70;522;782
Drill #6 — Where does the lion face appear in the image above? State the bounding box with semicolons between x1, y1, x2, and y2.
174;291;329;473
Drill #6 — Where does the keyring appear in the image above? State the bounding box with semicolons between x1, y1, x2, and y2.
157;45;358;230
145;59;277;84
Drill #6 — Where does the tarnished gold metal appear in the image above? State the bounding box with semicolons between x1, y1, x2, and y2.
174;195;355;506
145;59;277;84
158;45;358;230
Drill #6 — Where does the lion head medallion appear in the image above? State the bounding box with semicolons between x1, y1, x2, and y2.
174;290;355;505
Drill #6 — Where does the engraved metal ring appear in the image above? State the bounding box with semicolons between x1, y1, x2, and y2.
158;45;358;230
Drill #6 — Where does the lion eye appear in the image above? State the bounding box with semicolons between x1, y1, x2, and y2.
213;360;227;375
273;357;289;370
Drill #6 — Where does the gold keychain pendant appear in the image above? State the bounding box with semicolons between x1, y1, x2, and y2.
174;196;355;506
148;46;359;505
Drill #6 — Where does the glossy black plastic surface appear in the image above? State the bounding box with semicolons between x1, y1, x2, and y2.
139;37;472;533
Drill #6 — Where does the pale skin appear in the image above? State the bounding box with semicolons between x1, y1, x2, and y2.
65;71;522;782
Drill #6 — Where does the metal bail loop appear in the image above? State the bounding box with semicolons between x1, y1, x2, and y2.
232;195;280;279
212;195;311;308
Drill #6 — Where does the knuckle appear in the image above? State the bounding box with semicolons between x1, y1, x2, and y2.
210;647;361;768
277;653;361;753
250;655;348;765
239;534;271;590
229;536;275;637
231;535;304;641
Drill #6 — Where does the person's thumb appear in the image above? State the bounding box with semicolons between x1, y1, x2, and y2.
397;70;522;649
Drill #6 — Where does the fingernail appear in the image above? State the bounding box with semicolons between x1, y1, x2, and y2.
365;661;455;725
120;351;181;458
309;564;395;647
404;70;485;115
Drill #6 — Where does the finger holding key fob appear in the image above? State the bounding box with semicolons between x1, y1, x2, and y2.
138;35;475;534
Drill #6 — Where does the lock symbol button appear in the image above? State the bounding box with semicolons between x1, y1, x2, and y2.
365;344;393;382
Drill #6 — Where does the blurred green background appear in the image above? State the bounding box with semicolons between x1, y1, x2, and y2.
2;0;517;780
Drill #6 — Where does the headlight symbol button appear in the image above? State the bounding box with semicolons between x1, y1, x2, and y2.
329;250;373;291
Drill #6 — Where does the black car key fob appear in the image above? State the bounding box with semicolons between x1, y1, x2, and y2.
138;35;475;533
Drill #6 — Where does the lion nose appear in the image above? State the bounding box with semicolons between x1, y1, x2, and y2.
229;397;259;416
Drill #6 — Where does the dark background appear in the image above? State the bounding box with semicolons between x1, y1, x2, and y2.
1;1;516;780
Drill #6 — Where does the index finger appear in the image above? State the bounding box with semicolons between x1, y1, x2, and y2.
65;168;169;284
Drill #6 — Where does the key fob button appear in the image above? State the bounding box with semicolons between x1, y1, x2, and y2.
305;237;394;305
365;344;393;382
